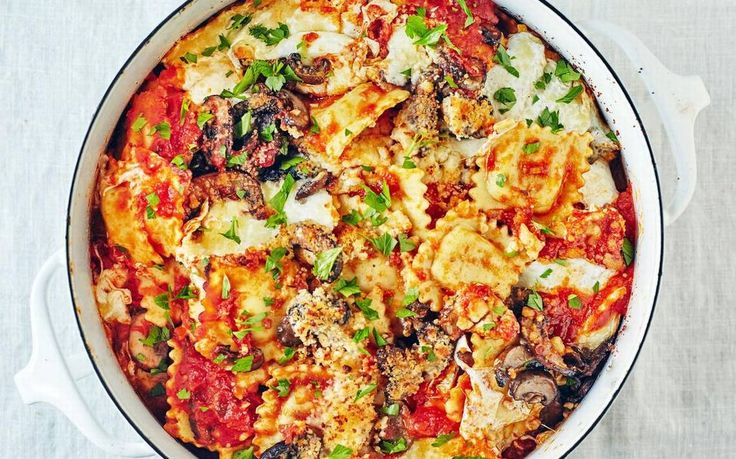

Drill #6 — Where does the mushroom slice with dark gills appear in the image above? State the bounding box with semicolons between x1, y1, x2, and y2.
508;370;559;406
494;345;535;387
286;222;343;282
128;313;169;371
283;53;331;85
520;307;610;377
376;324;452;401
184;170;268;220
259;430;322;459
198;95;233;170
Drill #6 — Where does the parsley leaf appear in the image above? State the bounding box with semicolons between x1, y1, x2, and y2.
402;156;417;169
380;438;408;454
444;74;459;88
622;238;635;266
234;111;252;138
537;107;564;133
220;217;241;244
171;154;187;170
309;116;320;134
355;298;379;321
197;112;214;129
455;0;475;27
557;85;583;104
179;98;190;125
494;45;519;77
496;173;507;188
231;355;254;372
540;268;553;279
313;247;342;280
383;403;400;416
176;388;191;400
131;113;147;132
180;52;197;64
372;328;387;346
593;281;601;293
280;156;305;170
396;308;417;318
405;14;448;48
272;378;290;397
432;432;455;447
494;87;517;113
233;447;254;459
355;383;377;401
555;60;581;83
341;210;363;226
334;277;361;297
522;142;540;154
278;347;295;365
527;291;544;311
402;287;419;306
398;234;416;252
151;121;171;140
364;182;391;213
328;445;353;459
567;294;582;310
265;247;288;280
249;23;290;46
145;192;159;219
606;130;619;143
370;233;397;256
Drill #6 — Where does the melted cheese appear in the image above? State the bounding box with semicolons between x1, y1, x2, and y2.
382;26;433;86
518;258;616;295
261;179;338;229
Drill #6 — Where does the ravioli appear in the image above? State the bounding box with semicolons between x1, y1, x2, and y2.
90;1;637;458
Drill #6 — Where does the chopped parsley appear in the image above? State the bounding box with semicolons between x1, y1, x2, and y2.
131;113;147;132
266;174;295;228
622;238;635;266
444;74;459;88
153;292;169;310
372;328;387;347
593;281;601;293
176;285;196;300
176;388;191;400
355;298;379;321
527;290;544;311
380;438;408;454
140;325;169;347
383;403;400;416
535;72;553;90
180;52;197;64
179;98;190;125
334;277;361;297
522;141;540;154
405;14;448;48
233;447;254;459
221;275;231;300
234;110;253;138
280;156;305;170
355;383;377;401
482;322;496;331
145;192;159;219
432;432;455;447
555;60;581;83
171;154;187;170
421;345;437;362
493;87;517;113
352;327;370;343
455;0;474;27
398;234;416;252
567;294;582;310
149;383;165;397
402;287;419;306
494;45;519;77
196;112;214;129
533;221;555;236
213;354;227;364
279;347;296;365
606;130;619;143
540;268;553;279
220;217;241;244
272;378;291;397
369;233;397;256
557;85;583;104
396;308;417;319
313;247;343;280
537;107;564;133
231;355;254;373
364;181;392;213
309;116;321;134
249;23;290;46
328;445;353;459
227;13;251;31
260;123;276;141
151;121;171;140
495;173;507;188
402;156;417;169
265;247;288;280
341;210;363;226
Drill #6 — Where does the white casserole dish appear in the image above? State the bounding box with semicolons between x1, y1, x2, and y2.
16;0;709;457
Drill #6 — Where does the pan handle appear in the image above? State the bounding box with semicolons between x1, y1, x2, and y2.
580;20;710;226
14;250;156;457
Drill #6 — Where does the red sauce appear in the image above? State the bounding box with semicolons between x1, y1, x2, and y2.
614;185;637;240
165;335;260;448
403;0;499;76
424;182;472;228
405;379;459;439
126;67;201;161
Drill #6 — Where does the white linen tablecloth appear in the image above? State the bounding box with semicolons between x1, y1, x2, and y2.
1;1;733;457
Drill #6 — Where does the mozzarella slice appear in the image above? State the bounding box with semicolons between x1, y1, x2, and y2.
581;159;619;210
382;26;434;86
518;258;615;295
261;179;338;230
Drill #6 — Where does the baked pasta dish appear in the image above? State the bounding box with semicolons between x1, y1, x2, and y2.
90;0;638;457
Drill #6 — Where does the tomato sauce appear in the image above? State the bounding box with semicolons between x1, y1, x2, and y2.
403;0;499;76
614;185;637;240
165;336;260;448
405;375;459;439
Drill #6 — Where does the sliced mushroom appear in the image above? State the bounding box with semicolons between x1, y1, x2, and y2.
501;437;537;459
276;317;303;347
259;441;297;459
283;53;331;85
128;314;168;371
184;171;267;219
199;95;233;169
287;223;343;282
505;286;531;318
539;400;564;428
508;370;559;406
278;89;310;131
494;345;534;387
294;170;331;200
520;310;577;377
